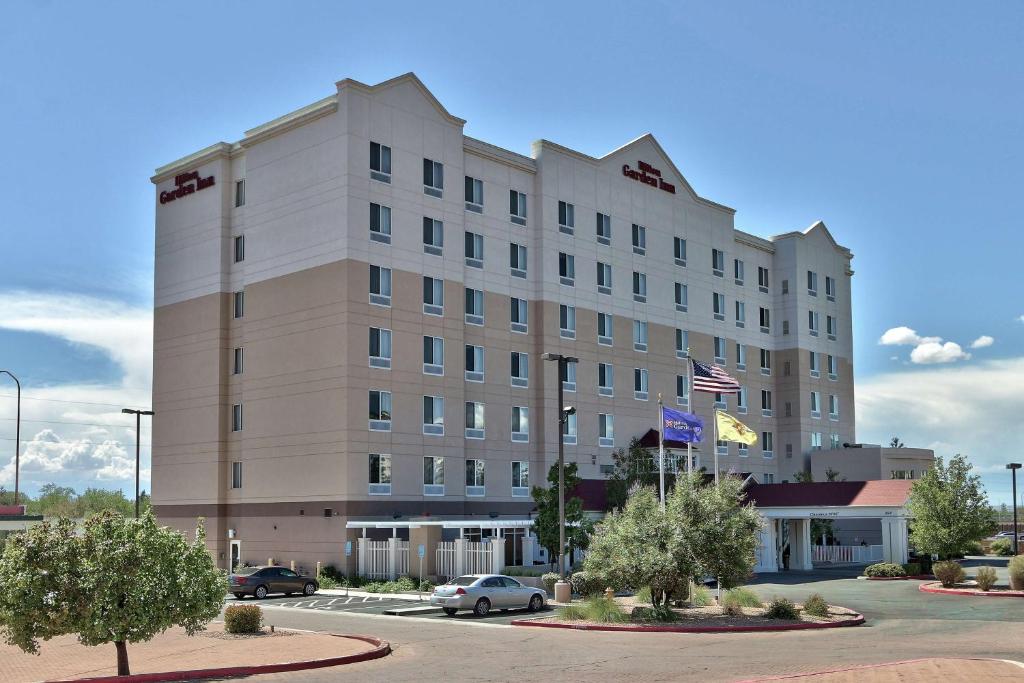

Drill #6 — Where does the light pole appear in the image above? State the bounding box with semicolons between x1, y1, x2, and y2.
543;352;577;594
1008;463;1021;555
0;371;20;506
122;408;154;517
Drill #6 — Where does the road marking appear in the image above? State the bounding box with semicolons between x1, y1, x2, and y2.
327;598;339;605
307;600;319;608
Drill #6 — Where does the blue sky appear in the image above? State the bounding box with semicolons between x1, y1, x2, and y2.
1;1;1022;503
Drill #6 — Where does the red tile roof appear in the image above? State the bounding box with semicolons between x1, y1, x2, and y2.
744;480;913;508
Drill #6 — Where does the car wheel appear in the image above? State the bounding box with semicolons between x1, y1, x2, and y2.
528;594;543;612
303;582;317;596
233;593;245;600
254;585;268;600
473;598;491;617
443;608;458;616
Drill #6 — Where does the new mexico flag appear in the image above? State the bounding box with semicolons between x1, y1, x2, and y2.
715;411;758;445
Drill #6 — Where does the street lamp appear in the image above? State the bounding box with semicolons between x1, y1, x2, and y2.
543;352;578;596
0;371;20;506
122;408;154;517
1008;463;1021;555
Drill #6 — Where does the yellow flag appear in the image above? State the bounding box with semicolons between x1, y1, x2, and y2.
715;410;758;445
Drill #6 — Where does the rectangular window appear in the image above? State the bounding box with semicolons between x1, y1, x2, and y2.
633;271;647;302
674;237;687;266
423;217;444;256
369;327;392;369
464;231;484;267
510;242;528;278
734;259;745;285
233;235;245;263
562;412;577;445
807;270;818;296
758;266;769;292
368;390;392;431
598;362;614;397
423;335;444;375
465;288;484;325
231;461;242;489
464;176;483;212
712;248;724;276
511;407;529;443
634;368;649;401
810;391;821;418
715;392;727;409
559;304;576;339
423;396;445;436
510;297;528;333
827;315;837;340
759;307;770;333
736;343;746;370
737;386;747;414
510;190;527;225
511;461;529;495
631;224;646;255
423;276;444;316
714;336;726;364
762;432;774;458
735;300;745;327
368;454;391;495
676;374;689;406
465;402;485;439
827;354;838;380
782;279;789;294
633;320;648;352
596;212;611;245
675;283;688;312
713;292;725;320
559;252;575;286
233;291;244;319
465;345;484;382
825;275;836;301
809;310;820;336
597;262;612;294
559;359;577;393
231;403;243;432
761;389;773;416
232;347;243;375
558;200;575;234
830;433;842;449
598;312;613;346
423;158;444;197
370;203;392;243
783;320;790;335
599;413;614;447
829;394;839;419
423;456;444;495
809;351;820;377
370;141;391;182
811;432;823;450
465;459;486;495
676;329;689;359
510;351;529;387
760;348;771;375
369;264;392;306
234;179;245;207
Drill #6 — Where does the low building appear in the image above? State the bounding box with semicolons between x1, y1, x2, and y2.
0;505;43;545
811;444;934;482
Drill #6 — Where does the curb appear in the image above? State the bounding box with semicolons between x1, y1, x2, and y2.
733;656;1024;682
863;575;933;581
919;582;1024;598
509;612;864;633
51;634;391;683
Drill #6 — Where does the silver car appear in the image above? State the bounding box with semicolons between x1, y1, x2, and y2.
430;574;546;616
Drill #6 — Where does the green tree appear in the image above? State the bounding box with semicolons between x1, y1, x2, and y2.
78;488;134;517
0;487;32;507
531;462;593;568
605;437;664;511
889;437;905;448
907;454;996;559
0;510;225;675
28;483;78;517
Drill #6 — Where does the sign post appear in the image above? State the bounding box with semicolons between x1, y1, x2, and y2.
344;541;353;597
417;544;426;601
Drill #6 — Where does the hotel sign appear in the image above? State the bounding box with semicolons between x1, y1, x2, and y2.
622;160;675;194
160;170;215;204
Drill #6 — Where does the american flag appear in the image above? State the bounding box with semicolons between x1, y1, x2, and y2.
691;359;741;394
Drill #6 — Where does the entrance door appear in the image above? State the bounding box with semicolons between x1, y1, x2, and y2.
230;540;241;572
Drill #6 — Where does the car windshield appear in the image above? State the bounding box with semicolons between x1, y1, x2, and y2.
448;576;478;586
232;567;260;576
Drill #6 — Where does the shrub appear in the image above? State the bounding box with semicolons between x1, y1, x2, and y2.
320;564;345;582
975;566;998;592
763;597;798;620
224;604;263;634
722;587;762;609
962;540;984;556
991;538;1014;557
631;604;678;622
541;572;561;595
635;586;652;604
418;580;435;592
802;594;829;617
394;576;418;592
901;563;922;576
317;576;339;589
503;566;543;577
933;560;966;588
1009;556;1024;591
865;562;906;578
569;570;606;597
690;585;713;607
582;597;629;623
558;603;587;621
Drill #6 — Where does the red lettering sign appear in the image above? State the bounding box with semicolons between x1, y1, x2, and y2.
622;161;675;194
160;169;216;205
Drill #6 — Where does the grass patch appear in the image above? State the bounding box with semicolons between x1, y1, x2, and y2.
802;593;828;617
635;586;652;604
722;587;762;609
690;585;713;607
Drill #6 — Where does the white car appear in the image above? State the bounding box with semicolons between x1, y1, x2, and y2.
430;574;546;616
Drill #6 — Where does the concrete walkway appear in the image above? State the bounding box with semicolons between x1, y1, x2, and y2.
747;658;1024;681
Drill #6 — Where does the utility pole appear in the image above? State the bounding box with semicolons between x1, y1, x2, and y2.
544;353;577;601
1008;463;1021;555
122;408;154;517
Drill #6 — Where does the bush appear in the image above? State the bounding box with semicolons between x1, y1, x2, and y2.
690;585;713;607
418;580;435;592
541;572;561;595
975;566;998;592
558;604;587;621
802;594;829;617
320;564;345;582
722;587;762;610
503;566;544;577
224;604;263;634
317;576;339;589
865;562;906;578
933;560;966;588
569;570;606;597
763;597;798;620
992;538;1014;556
635;586;652;604
1009;556;1024;591
962;540;984;556
901;563;922;576
631;604;678;622
581;597;629;623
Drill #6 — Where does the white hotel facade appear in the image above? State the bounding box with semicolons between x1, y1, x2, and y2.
151;73;856;572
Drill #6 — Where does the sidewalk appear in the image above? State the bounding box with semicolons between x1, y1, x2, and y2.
748;657;1024;681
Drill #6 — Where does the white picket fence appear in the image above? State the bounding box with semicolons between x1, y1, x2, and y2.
813;544;883;565
434;539;502;580
463;541;494;575
363;540;390;579
436;541;457;580
396;540;410;576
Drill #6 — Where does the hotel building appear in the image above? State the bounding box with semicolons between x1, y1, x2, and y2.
151;73;855;572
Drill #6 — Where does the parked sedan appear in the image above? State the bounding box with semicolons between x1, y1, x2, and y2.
431;574;546;616
228;566;318;600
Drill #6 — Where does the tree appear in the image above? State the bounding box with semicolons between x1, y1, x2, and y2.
0;487;32;507
0;510;225;675
531;462;593;567
605;437;668;511
28;483;78;517
906;454;996;559
889;437;905;448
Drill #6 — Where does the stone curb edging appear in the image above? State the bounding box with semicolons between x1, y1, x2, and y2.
509;612;864;633
50;634;391;683
919;582;1024;597
732;657;1024;682
863;575;933;581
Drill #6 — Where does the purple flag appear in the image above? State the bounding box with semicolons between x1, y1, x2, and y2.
662;406;704;443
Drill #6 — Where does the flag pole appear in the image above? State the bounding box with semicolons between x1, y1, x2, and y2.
658;393;666;512
713;408;719;485
686;352;694;475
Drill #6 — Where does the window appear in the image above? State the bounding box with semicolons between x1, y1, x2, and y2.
811;432;823;450
825;275;836;301
233;235;245;263
764;473;775;483
464;176;483;212
464;231;484;267
827;315;837;340
423;456;444;495
423;158;444;197
762;432;774;458
760;348;771;375
717;439;728;455
633;320;648;352
510;351;529;387
782;320;790;335
559;252;575;286
758;266;769;293
809;351;820;377
510;242;528;278
562;412;577;444
465;458;486;494
597;262;612;294
511;407;529;442
735;301;745;327
784;360;791;376
632;271;647;302
714;336;726;364
233;347;243;375
714;392;727;409
676;374;689;405
827;354;838;380
233;291;244;319
557;359;577;393
598;312;613;345
713;292;725;320
735;343;746;370
830;433;841;449
369;264;392;306
599;414;614;447
231;403;243;432
807;270;818;296
734;259;745;285
370;202;391;243
465;402;485;439
738;442;748;457
829;395;839;419
465;345;484;382
786;443;793;459
559;304;576;339
234;179;245;207
737;386;747;414
370;141;391;182
369;454;391;494
634;368;649;400
598;362;614;397
891;469;915;480
369;327;392;368
808;310;820;336
712;248;725;276
511;461;529;495
423;396;445;435
369;390;392;431
423;336;444;375
423;276;444;316
676;329;689;359
761;389;773;417
510;190;527;224
510;297;528;333
465;288;484;325
231;461;242;489
674;237;687;266
423;217;444;256
675;283;688;312
596;212;611;245
785;401;792;417
810;391;821;418
558;201;575;234
759;307;770;333
632;224;646;255
782;279;789;294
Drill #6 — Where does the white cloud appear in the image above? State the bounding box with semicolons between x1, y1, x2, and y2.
1018;315;1024;324
0;429;148;490
879;326;935;346
970;335;994;349
879;326;972;364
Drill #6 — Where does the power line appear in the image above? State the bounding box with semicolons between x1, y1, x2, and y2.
0;394;142;408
